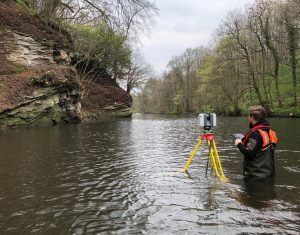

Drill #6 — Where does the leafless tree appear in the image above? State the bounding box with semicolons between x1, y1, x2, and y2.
27;0;158;38
123;54;152;93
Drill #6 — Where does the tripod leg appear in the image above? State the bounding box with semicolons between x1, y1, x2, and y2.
207;140;220;178
205;149;209;177
212;140;227;181
183;138;203;172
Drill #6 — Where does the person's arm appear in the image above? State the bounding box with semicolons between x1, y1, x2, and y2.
237;132;262;158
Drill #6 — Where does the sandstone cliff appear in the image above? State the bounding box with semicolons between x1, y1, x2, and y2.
0;2;132;128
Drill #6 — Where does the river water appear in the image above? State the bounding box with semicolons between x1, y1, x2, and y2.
0;114;299;234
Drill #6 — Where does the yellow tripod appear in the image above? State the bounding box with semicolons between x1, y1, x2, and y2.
183;130;227;182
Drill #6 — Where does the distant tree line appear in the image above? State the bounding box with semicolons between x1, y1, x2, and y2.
134;0;300;115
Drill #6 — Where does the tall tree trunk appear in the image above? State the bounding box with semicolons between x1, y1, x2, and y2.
287;22;298;106
260;50;272;107
234;27;270;112
185;65;191;113
249;83;253;104
126;83;131;93
262;18;283;107
40;0;60;19
291;54;297;106
267;80;273;108
243;44;270;113
273;53;282;107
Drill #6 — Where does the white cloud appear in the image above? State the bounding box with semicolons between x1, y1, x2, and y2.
139;0;254;75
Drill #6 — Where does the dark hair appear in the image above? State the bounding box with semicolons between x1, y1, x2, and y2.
249;105;266;120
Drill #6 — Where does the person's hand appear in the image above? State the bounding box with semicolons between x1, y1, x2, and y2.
235;139;242;146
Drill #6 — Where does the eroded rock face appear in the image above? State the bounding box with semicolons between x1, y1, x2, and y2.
0;85;82;127
4;29;55;66
83;102;132;120
0;26;82;128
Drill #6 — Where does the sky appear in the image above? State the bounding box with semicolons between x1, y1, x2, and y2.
139;0;254;75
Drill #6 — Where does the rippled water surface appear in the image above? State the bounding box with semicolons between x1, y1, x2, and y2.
0;115;299;234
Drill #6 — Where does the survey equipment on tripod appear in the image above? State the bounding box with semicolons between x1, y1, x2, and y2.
198;113;216;130
183;113;227;182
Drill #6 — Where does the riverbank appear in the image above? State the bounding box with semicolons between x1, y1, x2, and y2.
268;107;300;118
240;106;300;118
135;106;300;118
0;1;132;128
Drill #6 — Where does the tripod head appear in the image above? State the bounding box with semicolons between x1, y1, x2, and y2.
203;126;213;133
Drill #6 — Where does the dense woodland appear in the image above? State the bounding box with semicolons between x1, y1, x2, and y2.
134;0;300;116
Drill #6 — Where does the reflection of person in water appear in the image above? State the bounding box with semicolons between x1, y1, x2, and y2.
241;177;276;209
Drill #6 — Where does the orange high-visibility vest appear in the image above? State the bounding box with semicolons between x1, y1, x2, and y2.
242;125;278;151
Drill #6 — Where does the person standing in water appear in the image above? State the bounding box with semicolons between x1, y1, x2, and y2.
235;105;278;178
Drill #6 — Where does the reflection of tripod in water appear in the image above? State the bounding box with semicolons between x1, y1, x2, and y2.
183;128;227;181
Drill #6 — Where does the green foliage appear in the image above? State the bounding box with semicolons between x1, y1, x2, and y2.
134;0;300;116
271;106;300;117
14;64;27;73
276;63;300;106
13;0;27;7
73;24;131;80
13;0;34;13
